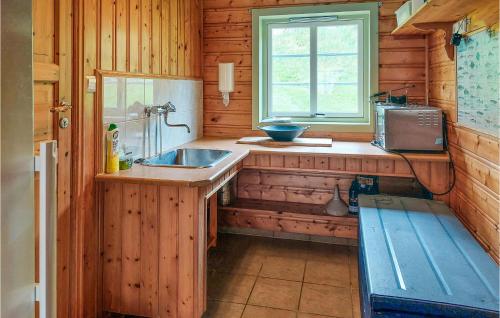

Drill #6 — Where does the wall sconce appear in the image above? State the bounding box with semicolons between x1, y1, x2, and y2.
219;63;234;107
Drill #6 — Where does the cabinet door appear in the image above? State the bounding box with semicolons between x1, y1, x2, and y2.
102;183;160;317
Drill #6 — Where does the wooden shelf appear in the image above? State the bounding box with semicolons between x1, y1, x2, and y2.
392;0;494;36
392;0;497;61
219;199;358;239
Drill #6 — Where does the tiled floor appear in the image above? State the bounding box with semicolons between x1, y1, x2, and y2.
205;234;361;318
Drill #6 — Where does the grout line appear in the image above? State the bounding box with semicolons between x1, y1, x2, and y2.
245;266;261;307
240;304;246;318
297;260;308;312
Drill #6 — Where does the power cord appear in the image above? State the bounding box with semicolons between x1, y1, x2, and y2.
371;115;456;196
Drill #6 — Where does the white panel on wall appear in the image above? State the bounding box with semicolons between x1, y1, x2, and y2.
102;76;203;160
125;78;146;121
457;30;499;137
103;77;126;124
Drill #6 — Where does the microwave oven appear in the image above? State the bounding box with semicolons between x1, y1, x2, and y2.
375;103;444;151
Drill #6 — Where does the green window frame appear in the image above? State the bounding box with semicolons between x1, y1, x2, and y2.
252;3;379;133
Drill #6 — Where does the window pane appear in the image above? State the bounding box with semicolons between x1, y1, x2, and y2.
318;84;358;114
270;26;311;114
318;24;358;54
272;56;310;83
317;24;360;115
272;27;310;55
272;84;310;114
318;55;357;83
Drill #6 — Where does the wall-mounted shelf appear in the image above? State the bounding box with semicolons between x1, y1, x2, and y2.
392;0;497;60
392;0;493;36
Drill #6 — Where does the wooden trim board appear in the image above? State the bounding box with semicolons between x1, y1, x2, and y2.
237;137;333;147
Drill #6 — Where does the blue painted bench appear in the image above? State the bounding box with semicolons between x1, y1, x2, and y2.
358;195;499;318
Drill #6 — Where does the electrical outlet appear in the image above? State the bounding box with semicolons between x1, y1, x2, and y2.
86;76;97;93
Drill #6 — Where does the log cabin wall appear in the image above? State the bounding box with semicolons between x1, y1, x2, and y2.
73;1;203;316
428;30;499;263
202;0;427;140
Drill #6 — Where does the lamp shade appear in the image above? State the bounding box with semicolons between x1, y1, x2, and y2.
218;63;234;93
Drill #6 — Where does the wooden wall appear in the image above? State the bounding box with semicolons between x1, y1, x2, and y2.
428;30;499;263
73;1;203;316
99;0;202;77
202;0;427;140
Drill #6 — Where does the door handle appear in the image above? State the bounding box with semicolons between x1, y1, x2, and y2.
50;99;72;113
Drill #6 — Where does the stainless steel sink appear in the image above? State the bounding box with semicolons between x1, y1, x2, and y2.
137;148;232;168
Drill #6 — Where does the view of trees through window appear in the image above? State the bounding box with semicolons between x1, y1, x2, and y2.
270;22;361;117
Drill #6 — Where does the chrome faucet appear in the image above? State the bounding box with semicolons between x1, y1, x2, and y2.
162;102;191;133
143;102;192;158
146;102;191;134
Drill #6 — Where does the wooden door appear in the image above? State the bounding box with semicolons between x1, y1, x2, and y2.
33;0;72;316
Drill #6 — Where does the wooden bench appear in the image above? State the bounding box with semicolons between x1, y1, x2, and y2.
358;195;499;318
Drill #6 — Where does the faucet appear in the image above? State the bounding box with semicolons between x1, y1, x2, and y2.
143;102;191;158
162;102;191;134
146;102;191;133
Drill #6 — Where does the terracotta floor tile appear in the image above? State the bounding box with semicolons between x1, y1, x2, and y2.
207;235;359;318
269;239;311;259
247;237;310;259
245;237;278;255
304;261;350;287
216;252;265;276
248;277;302;311
216;233;251;255
260;256;306;281
207;249;227;269
306;243;350;264
242;305;297;318
207;272;257;304
204;301;245;318
351;287;361;318
348;248;359;289
300;283;353;317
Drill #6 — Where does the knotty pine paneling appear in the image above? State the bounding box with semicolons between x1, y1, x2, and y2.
99;0;202;77
74;1;203;316
102;182;206;317
242;153;450;196
202;0;426;140
428;30;500;263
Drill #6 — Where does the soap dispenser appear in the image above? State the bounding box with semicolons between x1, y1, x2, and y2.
325;185;348;216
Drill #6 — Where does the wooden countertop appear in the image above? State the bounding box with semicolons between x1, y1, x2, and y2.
95;137;450;186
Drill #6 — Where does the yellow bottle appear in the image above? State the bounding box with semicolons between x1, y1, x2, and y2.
106;123;120;173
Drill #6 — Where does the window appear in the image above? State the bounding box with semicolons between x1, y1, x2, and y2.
252;3;378;132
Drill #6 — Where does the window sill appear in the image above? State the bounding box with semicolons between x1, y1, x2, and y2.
253;120;375;133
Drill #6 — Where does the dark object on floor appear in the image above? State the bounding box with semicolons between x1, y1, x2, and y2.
358;195;499;318
257;125;309;141
348;176;379;215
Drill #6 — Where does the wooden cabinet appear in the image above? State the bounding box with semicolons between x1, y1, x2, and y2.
99;164;241;317
101;183;206;317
